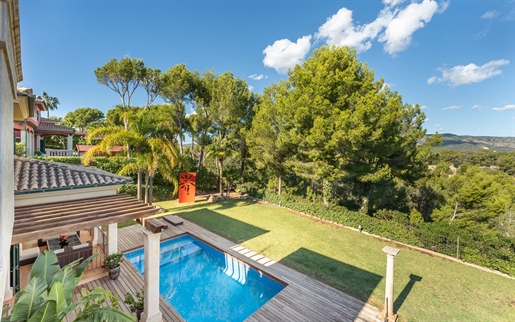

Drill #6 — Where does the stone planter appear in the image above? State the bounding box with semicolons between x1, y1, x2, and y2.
109;265;121;280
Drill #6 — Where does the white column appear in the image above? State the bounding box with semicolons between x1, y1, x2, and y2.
91;226;99;246
3;266;12;301
36;134;41;153
20;129;26;156
67;134;73;151
28;131;34;156
107;223;117;255
141;228;162;322
382;246;400;320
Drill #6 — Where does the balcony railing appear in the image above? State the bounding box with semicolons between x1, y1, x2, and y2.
45;149;75;157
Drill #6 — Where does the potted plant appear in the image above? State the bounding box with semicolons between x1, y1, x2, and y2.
104;252;124;280
124;289;144;321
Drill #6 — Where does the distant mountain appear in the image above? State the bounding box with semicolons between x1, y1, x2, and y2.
429;133;515;152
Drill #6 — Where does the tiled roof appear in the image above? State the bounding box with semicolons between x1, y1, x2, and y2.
14;156;132;193
35;118;74;135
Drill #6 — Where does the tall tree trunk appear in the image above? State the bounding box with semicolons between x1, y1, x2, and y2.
240;148;247;177
124;116;130;158
137;170;142;200
190;137;195;160
144;171;150;204
219;157;224;196
179;134;183;154
226;180;230;198
278;174;282;196
197;147;204;172
148;176;153;206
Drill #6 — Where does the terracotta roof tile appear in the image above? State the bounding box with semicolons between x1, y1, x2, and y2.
14;156;132;193
35;118;74;135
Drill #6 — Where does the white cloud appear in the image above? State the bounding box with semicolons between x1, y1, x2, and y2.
264;0;446;72
492;104;515;111
429;59;509;86
443;105;462;111
383;0;405;6
316;8;394;53
435;124;444;132
248;74;267;81
427;76;438;84
379;0;440;55
481;10;499;19
420;105;427;109
475;28;490;40
248;85;254;91
263;36;312;74
437;1;450;14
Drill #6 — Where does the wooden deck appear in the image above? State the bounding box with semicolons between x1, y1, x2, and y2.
72;217;382;322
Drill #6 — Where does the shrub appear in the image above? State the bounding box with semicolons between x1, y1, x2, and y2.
15;142;26;156
104;252;124;269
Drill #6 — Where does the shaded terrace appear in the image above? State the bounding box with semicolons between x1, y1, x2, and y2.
6;156;159;302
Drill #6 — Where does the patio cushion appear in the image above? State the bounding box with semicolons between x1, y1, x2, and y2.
72;243;89;250
53;248;65;254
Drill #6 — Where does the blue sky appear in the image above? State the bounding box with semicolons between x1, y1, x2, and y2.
19;0;514;136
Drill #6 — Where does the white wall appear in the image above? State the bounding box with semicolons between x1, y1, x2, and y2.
0;1;19;306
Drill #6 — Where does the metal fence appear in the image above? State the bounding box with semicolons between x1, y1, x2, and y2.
417;234;461;259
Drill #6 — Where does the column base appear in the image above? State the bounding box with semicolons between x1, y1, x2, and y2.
381;311;398;322
140;310;162;322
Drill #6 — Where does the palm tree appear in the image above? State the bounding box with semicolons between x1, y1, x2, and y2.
82;108;186;204
41;92;60;118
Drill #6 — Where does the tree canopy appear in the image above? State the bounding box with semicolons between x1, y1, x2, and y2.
249;46;432;211
63;107;105;132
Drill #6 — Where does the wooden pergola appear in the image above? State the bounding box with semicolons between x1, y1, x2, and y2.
11;194;159;245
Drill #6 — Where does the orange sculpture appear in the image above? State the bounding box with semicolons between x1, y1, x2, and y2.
178;172;196;203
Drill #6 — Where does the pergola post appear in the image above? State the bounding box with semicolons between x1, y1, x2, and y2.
382;246;400;321
107;223;117;255
91;226;99;246
141;219;167;322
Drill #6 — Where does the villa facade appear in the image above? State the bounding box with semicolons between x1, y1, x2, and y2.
0;0;22;306
13;87;75;156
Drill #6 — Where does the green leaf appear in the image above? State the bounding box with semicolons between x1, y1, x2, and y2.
74;306;136;322
30;251;60;287
10;276;48;321
47;281;67;319
27;300;57;322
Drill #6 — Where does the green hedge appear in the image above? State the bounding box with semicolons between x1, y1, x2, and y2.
259;190;515;277
260;191;422;246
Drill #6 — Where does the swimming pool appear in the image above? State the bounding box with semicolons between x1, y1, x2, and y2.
125;234;285;322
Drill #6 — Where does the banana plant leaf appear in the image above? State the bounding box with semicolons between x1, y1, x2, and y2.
9;276;48;321
30;251;60;287
27;300;57;322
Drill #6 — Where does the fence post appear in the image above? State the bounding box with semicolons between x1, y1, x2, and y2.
456;236;460;259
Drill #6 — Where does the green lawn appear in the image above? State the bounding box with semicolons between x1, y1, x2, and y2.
147;199;515;322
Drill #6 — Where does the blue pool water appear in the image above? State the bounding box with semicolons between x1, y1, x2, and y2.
125;234;285;322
